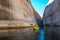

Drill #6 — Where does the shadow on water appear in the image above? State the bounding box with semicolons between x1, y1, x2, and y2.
0;36;14;40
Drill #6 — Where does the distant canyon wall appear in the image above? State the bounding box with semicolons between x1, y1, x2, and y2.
43;0;60;25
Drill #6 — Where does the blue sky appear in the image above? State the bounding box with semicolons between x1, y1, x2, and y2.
30;0;49;17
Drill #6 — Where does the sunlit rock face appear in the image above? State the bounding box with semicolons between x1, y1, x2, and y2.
0;0;42;25
0;0;35;22
0;0;41;40
43;0;60;25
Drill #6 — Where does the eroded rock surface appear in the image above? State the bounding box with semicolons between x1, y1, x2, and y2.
0;0;41;40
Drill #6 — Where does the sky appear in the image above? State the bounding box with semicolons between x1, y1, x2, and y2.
30;0;54;17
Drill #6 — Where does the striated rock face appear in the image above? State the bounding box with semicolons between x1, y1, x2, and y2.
0;0;42;26
0;0;42;40
43;0;60;25
0;0;35;22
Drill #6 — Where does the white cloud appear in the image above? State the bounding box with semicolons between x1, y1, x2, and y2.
47;0;54;5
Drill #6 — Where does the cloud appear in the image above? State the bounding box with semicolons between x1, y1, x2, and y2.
47;0;54;5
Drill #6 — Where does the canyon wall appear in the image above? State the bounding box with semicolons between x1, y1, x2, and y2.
0;0;41;40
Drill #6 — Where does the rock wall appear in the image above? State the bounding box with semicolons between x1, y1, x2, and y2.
33;7;42;26
43;0;60;25
0;0;35;22
0;0;41;40
43;0;60;40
